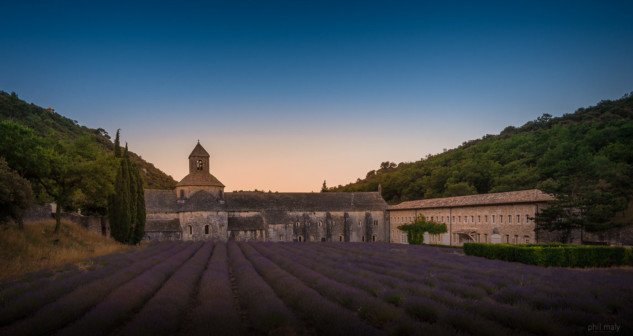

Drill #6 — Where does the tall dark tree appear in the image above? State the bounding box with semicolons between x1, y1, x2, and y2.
109;155;131;243
108;139;146;244
113;129;121;158
132;160;146;244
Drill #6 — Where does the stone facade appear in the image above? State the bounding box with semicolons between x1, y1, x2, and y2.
388;190;557;246
144;142;389;242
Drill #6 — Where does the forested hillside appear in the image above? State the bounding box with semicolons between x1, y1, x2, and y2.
331;93;633;231
0;91;176;190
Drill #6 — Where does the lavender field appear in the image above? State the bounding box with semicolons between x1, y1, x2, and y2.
1;241;631;336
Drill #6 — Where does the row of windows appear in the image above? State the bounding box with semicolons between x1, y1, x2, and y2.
393;214;532;225
293;220;380;227
282;234;377;242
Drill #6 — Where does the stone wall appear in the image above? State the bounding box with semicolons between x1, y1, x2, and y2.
265;210;387;243
19;204;110;237
145;231;181;241
22;203;55;222
180;211;228;241
59;213;110;237
389;203;546;246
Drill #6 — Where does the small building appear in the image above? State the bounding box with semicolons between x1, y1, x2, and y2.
388;190;556;246
144;142;389;242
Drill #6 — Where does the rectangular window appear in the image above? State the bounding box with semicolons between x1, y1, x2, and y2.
500;215;503;224
484;234;488;243
485;215;488;223
514;235;519;244
517;215;521;224
525;236;530;244
506;235;510;243
452;216;455;223
459;216;461;223
374;220;378;226
526;215;530;224
471;216;474;223
492;215;495;223
508;215;511;224
478;215;481;223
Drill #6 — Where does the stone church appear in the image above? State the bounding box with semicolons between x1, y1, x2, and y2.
144;142;389;242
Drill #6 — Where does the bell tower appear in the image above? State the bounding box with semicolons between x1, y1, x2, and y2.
188;140;210;174
176;141;225;200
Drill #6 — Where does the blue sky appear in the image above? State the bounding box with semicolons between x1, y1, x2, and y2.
2;1;633;191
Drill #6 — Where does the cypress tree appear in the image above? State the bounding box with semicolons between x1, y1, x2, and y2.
132;162;146;244
109;160;131;243
108;135;146;245
113;129;121;158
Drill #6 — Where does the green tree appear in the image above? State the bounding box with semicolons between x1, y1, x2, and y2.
398;215;447;245
0;120;43;179
0;157;34;229
38;135;111;233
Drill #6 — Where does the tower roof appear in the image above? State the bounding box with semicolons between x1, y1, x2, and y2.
189;141;210;158
177;171;225;188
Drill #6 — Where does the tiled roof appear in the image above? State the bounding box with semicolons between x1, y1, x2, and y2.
189;142;209;158
224;192;387;212
180;190;225;211
145;190;179;213
144;190;387;213
176;171;225;187
388;189;555;210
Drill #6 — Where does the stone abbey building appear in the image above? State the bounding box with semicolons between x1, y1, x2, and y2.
144;142;389;242
144;142;565;245
388;190;557;246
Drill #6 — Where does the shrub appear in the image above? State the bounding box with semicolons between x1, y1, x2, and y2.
463;243;628;267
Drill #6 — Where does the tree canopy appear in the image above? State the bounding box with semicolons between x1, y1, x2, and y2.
0;157;34;228
332;93;633;231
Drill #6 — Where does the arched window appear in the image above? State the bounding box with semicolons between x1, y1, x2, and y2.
362;235;366;242
205;225;209;234
188;225;192;235
372;235;377;242
196;159;203;170
339;234;343;242
298;235;303;242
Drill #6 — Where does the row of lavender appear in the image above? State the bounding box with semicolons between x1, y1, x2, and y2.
246;242;633;335
2;241;632;335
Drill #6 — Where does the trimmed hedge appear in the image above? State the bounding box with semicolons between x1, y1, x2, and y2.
463;243;633;268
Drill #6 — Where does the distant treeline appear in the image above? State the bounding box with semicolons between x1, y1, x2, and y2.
0;91;176;223
0;91;176;191
331;93;633;232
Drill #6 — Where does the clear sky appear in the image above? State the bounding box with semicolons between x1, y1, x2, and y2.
2;1;633;192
